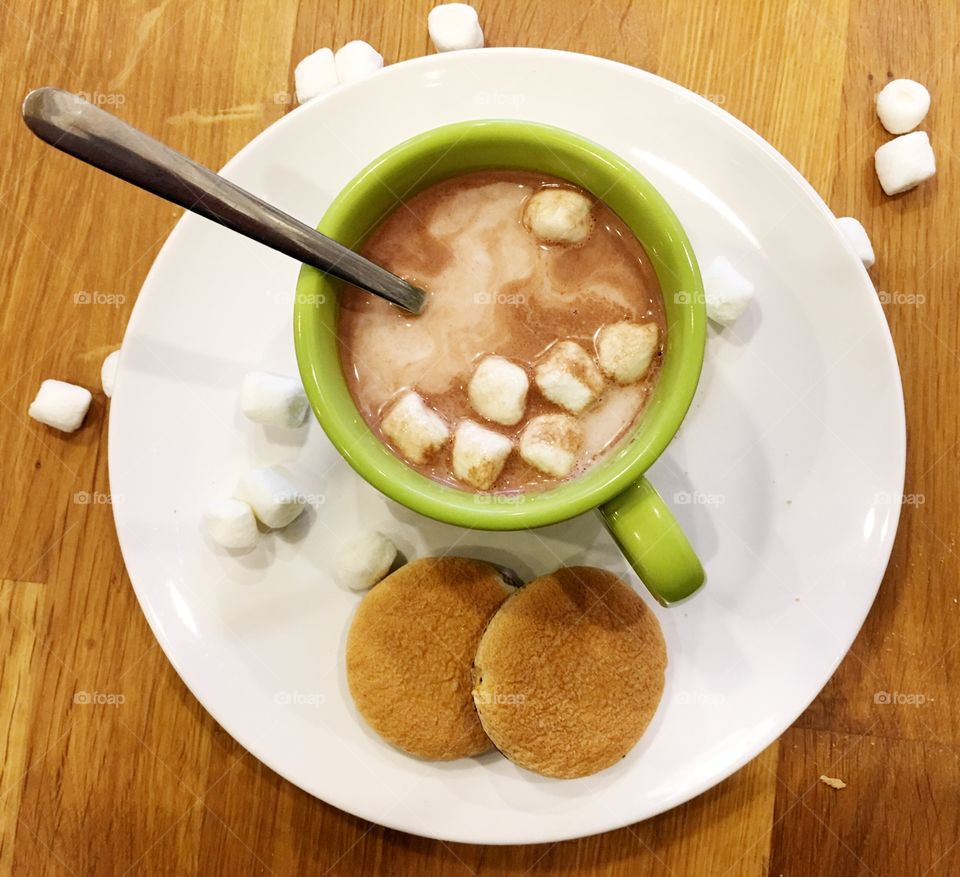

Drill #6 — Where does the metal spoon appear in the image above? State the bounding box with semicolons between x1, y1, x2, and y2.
21;87;425;315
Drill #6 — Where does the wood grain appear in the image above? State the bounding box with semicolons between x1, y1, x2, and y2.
0;0;956;874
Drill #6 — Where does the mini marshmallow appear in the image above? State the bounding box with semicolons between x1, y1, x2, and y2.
334;40;383;84
428;3;484;52
101;350;119;398
519;414;582;478
295;48;338;103
204;498;259;550
875;131;936;196
381;391;449;464
468;355;528;426
240;370;309;428
28;379;92;433
534;340;604;414
235;467;306;529
836;217;876;269
596;322;659;384
452;420;513;490
876;79;930;135
702;256;754;327
335;531;398;591
522;188;594;245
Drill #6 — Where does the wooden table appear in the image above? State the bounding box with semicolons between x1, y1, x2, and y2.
1;1;957;873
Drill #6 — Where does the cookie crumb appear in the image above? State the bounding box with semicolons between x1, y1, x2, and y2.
819;774;846;790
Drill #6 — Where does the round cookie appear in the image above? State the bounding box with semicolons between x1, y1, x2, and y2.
346;556;513;760
472;566;666;779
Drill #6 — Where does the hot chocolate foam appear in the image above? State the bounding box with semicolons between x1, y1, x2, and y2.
337;170;666;492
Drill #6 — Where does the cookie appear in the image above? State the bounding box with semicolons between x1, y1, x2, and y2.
472;566;666;778
346;556;513;760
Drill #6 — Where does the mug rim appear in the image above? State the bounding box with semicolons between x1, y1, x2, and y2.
294;119;705;529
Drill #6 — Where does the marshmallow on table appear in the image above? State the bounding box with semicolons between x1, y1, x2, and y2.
522;188;595;245
204;498;259;550
596;322;659;384
836;217;876;269
452;420;513;490
381;391;449;464
28;379;92;433
240;370;309;428
428;3;484;52
876;79;930;135
334;40;383;84
335;531;398;591
468;355;528;425
534;340;604;414
235;467;306;529
875;131;936;196
295;48;338;103
101;350;120;398
702;256;754;327
519;414;582;478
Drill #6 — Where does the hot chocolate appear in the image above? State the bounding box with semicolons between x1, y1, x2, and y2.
337;170;667;494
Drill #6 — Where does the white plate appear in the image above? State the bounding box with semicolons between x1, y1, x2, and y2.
109;49;905;844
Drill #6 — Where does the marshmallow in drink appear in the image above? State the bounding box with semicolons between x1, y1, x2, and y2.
101;350;120;398
335;531;398;591
28;379;92;433
204;498;259;550
235;467;306;529
240;370;309;428
534;340;604;414
428;4;484;52
836;217;876;269
702;256;754;327
874;131;936;196
381;391;450;464
595;322;659;384
294;48;339;103
467;355;528;425
875;79;930;135
452;420;513;490
334;40;383;84
519;414;582;478
522;188;594;244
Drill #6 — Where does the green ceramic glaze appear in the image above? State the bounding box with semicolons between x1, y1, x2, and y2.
294;120;706;603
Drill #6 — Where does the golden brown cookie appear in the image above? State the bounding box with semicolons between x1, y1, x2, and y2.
472;566;666;778
346;556;513;760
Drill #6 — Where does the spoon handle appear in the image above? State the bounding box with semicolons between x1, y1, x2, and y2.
21;87;424;314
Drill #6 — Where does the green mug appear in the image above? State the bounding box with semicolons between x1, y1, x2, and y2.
294;120;707;605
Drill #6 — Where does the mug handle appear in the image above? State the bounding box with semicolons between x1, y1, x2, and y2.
597;477;705;606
